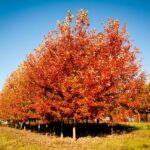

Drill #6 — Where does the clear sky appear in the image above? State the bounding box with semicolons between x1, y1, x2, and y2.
0;0;150;89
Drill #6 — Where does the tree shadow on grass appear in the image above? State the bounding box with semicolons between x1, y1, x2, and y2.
28;122;138;138
75;123;138;138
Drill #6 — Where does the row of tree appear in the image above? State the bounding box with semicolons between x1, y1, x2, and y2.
0;10;150;139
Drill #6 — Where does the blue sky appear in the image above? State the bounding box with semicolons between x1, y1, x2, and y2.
0;0;150;89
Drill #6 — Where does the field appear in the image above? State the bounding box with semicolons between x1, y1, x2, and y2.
0;123;150;150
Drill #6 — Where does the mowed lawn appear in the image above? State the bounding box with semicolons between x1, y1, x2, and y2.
0;123;150;150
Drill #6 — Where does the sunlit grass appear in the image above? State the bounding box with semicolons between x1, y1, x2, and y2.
0;123;150;150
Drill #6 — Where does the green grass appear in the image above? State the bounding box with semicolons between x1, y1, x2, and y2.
0;123;150;150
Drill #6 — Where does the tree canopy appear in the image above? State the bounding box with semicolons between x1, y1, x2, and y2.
0;10;149;125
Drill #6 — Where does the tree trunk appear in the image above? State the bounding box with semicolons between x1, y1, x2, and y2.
52;123;56;135
15;122;17;129
38;124;41;132
45;124;48;136
138;112;141;122
60;122;64;139
145;113;148;122
23;123;26;130
86;119;88;135
20;122;23;129
73;123;76;140
111;125;114;134
6;120;9;127
49;124;52;135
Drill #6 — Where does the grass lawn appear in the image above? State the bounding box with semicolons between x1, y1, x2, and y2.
0;123;150;150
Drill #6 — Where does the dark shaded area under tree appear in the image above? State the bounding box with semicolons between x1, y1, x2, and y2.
8;122;138;139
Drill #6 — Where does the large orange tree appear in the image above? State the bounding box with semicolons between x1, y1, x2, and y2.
0;10;148;139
